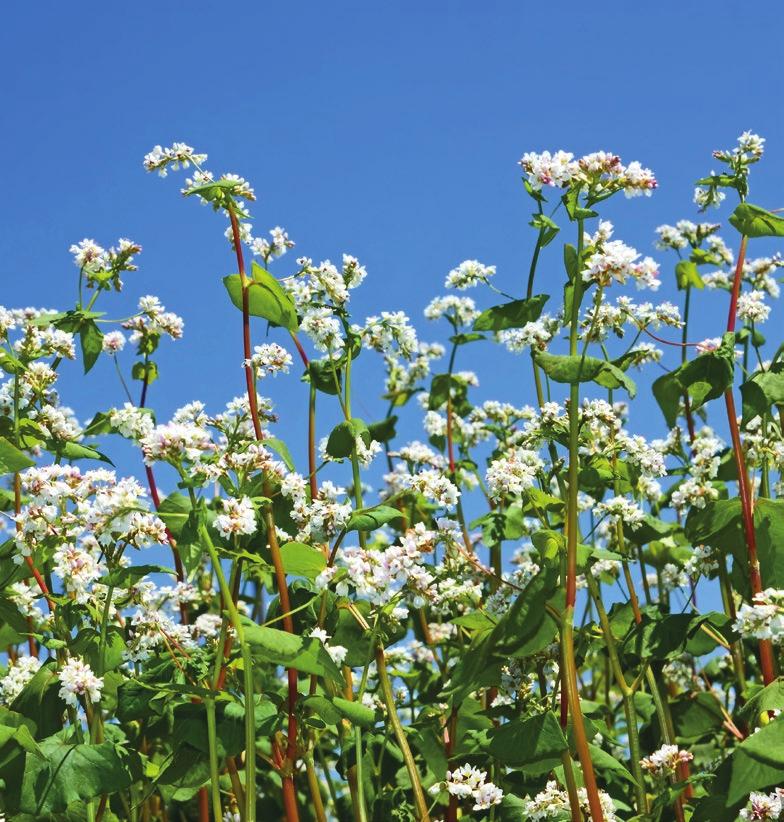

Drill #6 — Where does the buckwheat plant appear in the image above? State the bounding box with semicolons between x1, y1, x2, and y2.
1;133;783;822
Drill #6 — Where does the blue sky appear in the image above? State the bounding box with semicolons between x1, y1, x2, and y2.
2;1;783;497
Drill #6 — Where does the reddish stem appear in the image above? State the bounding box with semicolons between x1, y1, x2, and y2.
229;205;300;819
724;234;776;685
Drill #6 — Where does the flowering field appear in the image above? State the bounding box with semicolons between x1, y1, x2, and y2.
1;133;783;822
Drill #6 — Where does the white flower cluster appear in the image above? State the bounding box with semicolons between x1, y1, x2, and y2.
215;496;257;538
486;447;543;499
325;526;436;614
737;289;771;324
444;259;496;290
360;311;419;359
583;222;660;290
519;150;656;198
424;295;479;327
733;588;784;644
123;295;184;345
281;474;353;542
143;142;208;176
739;789;784;821
249;226;295;259
499;314;558;352
57;656;103;708
594;495;645;529
671;427;723;511
13;466;168;572
639;744;694;776
429;763;503;811
244;343;293;376
0;655;42;704
654;220;721;251
521;779;618;821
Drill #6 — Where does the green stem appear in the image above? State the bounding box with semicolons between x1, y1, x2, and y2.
205;697;223;821
200;524;257;822
375;646;430;821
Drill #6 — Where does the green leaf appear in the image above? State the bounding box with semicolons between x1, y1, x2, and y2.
280;542;326;579
529;213;560;247
473;294;549;332
652;333;735;427
729;203;784;238
534;352;637;397
675;260;704;290
242;621;344;685
79;319;104;373
9;663;65;738
305;359;341;395
741;364;784;424
263;436;296;472
332;696;376;728
222;261;299;331
727;717;784;804
346;504;403;532
46;441;113;465
20;738;135;814
0;437;34;475
326;418;370;459
486;712;567;771
367;416;397;444
738;678;784;723
131;360;158;384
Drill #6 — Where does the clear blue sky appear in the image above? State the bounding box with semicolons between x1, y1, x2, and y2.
2;2;783;486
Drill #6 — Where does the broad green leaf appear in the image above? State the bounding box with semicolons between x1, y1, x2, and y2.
46;441;113;465
280;541;326;579
20;739;135;814
0;437;34;475
473;294;549;332
738;678;784;723
652;333;735;427
346;504;403;532
242;621;344;685
305;358;341;395
263;436;296;472
367;416;397;443
131;359;158;384
222;262;298;331
535;352;637;397
741;363;784;424
675;259;704;290
729;203;784;238
10;663;65;738
486;712;567;771
79;319;104;373
727;717;784;804
529;213;560;246
326;418;370;459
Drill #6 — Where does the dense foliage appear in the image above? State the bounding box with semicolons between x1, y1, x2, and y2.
1;134;784;822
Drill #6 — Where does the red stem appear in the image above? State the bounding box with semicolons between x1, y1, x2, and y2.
724;234;776;685
229;205;300;819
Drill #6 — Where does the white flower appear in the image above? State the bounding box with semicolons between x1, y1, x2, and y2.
519;150;576;189
424;295;479;326
301;308;344;356
69;239;107;273
215;497;257;538
733;589;784;644
444;260;496;290
595;496;645;529
102;331;126;354
244;343;293;376
143;142;208;176
737;289;771;324
640;744;693;776
486;448;543;499
0;655;41;704
58;657;103;707
360;311;419;359
739;789;783;821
